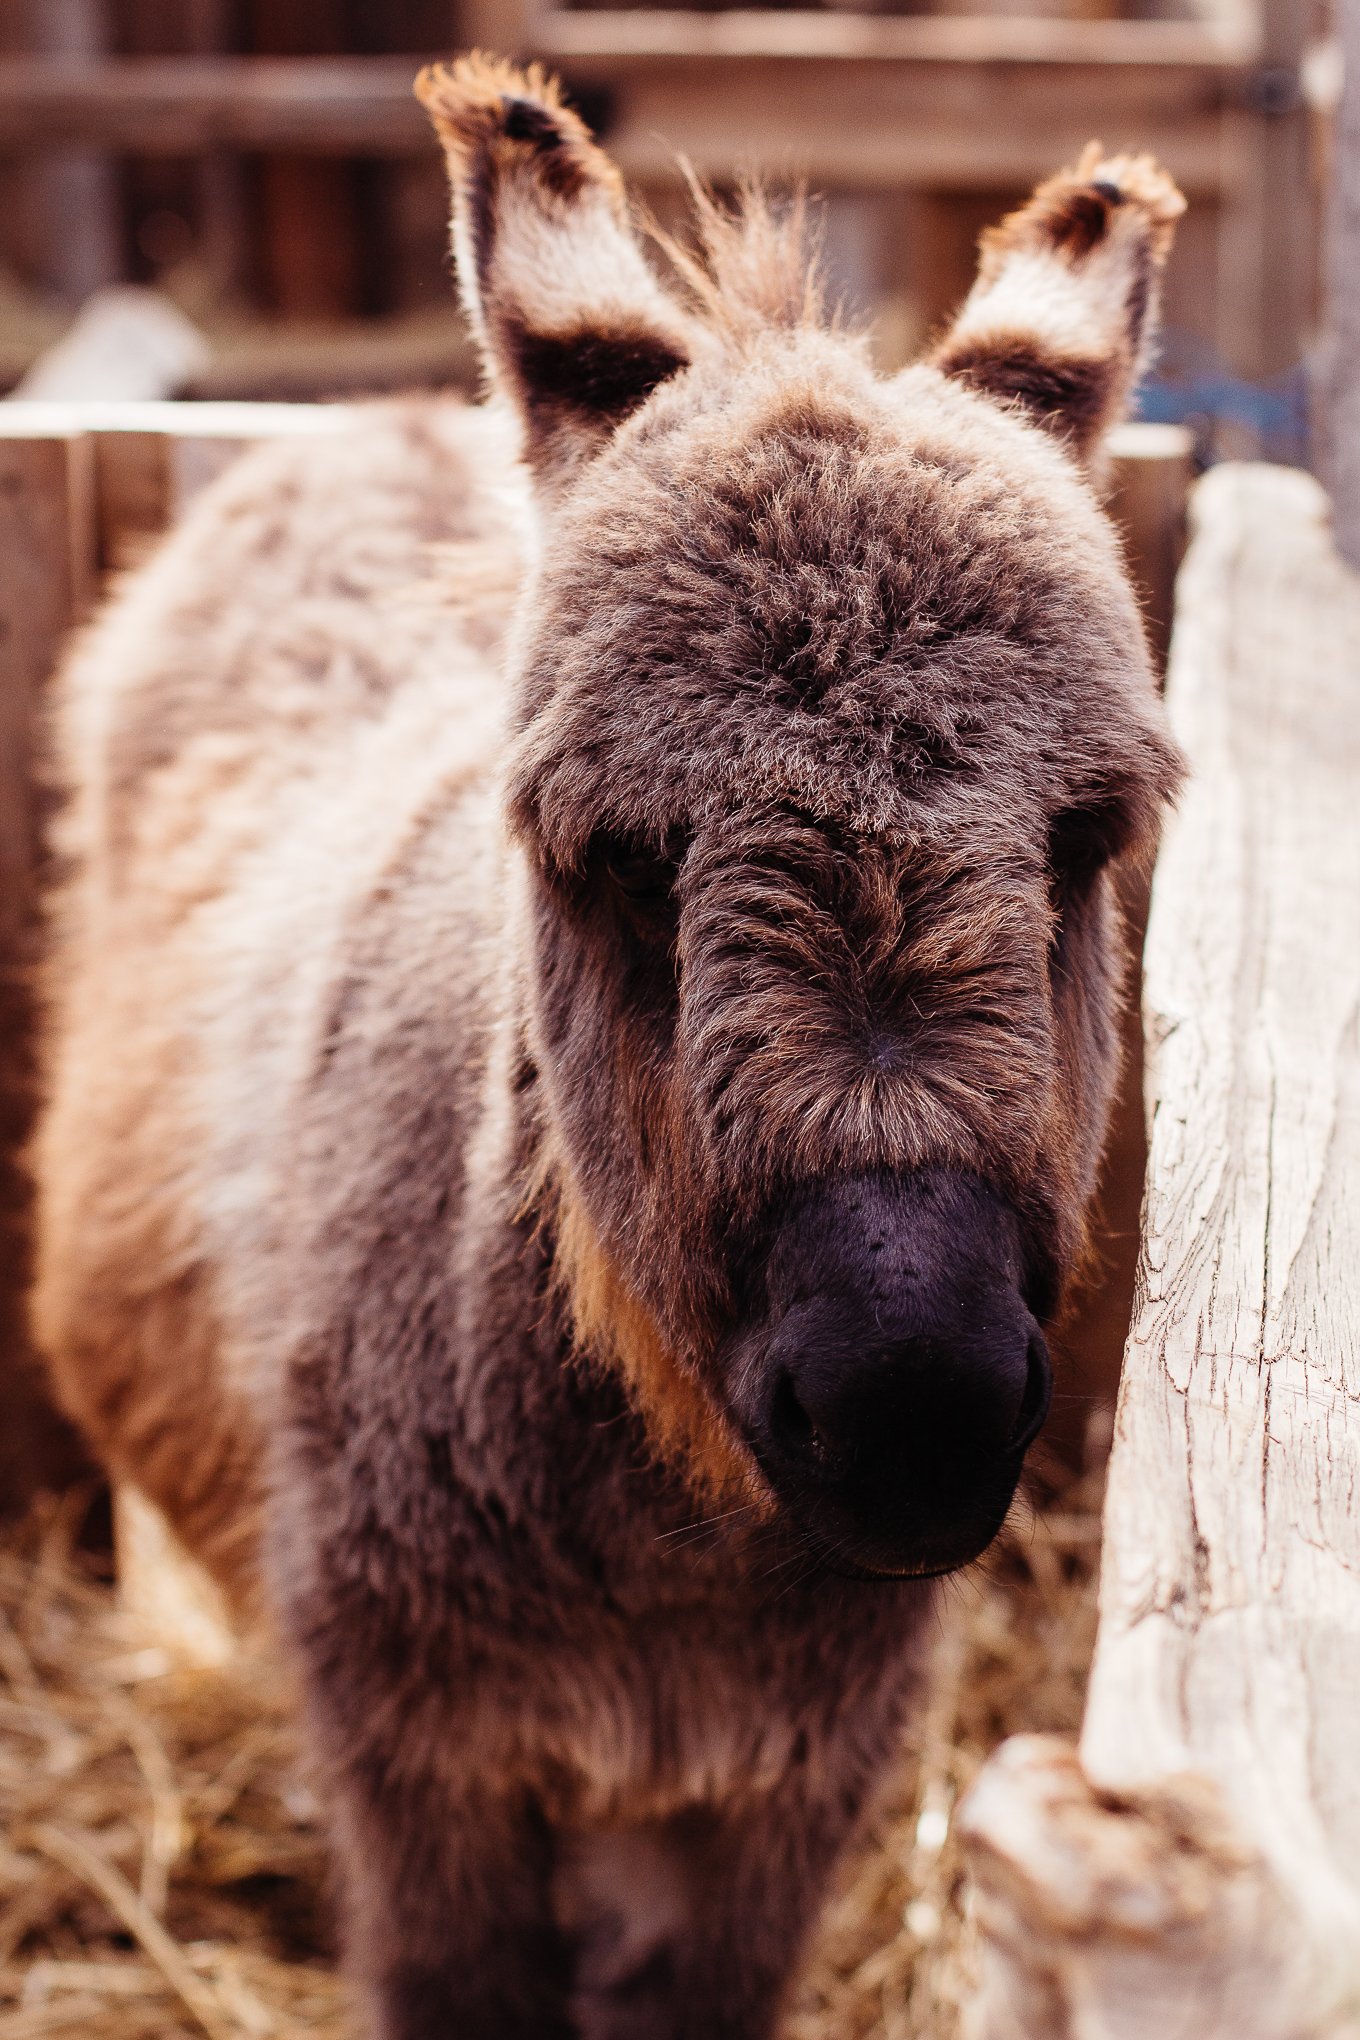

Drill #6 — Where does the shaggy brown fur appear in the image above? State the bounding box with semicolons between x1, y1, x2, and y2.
32;55;1183;2039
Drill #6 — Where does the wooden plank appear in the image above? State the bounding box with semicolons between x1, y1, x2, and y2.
8;0;121;307
1328;0;1360;567
0;56;428;153
183;316;477;401
1108;421;1195;674
960;462;1360;2039
1212;0;1315;389
460;0;540;54
0;424;96;1513
177;0;253;309
0;40;1251;195
3;399;353;568
0;397;355;438
246;0;369;321
550;54;1244;195
0;427;95;944
535;9;1256;66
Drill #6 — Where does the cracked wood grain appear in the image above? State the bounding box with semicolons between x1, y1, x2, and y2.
961;464;1360;2040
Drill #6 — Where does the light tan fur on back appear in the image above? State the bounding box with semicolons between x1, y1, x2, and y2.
32;400;525;1614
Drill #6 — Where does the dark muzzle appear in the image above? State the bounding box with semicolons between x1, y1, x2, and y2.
730;1168;1051;1578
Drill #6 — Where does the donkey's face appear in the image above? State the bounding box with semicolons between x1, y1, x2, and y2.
422;60;1184;1577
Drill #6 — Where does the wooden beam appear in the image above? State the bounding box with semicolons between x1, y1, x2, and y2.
571;53;1240;194
0;422;96;947
961;461;1360;2039
459;0;539;54
3;399;354;567
0;56;428;154
0;35;1254;195
0;421;96;1513
1328;0;1360;564
535;9;1255;65
9;0;121;307
1210;0;1316;388
1107;421;1195;673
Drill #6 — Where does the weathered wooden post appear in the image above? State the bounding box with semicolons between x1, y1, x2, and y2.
0;420;96;1511
7;0;121;307
959;16;1360;2036
1328;0;1360;567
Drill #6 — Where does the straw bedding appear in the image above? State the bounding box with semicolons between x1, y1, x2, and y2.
0;1465;1102;2040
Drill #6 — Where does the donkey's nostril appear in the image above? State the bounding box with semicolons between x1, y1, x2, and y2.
1009;1330;1052;1453
771;1369;828;1462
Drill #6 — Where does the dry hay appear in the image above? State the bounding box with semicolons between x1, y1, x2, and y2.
0;1464;1103;2040
0;1494;343;2040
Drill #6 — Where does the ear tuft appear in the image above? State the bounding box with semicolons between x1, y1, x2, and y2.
415;55;691;491
932;144;1185;464
970;144;1184;277
415;55;618;225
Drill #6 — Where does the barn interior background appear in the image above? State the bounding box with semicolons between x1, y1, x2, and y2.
0;3;1351;2038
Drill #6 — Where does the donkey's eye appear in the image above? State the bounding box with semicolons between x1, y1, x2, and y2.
601;841;680;906
1047;799;1132;886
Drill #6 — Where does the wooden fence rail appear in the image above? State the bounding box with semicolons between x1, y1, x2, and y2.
0;20;1258;183
0;7;1317;394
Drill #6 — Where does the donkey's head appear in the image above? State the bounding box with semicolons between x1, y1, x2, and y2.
420;58;1184;1578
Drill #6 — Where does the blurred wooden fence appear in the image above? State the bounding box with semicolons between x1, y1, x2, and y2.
0;1;1322;414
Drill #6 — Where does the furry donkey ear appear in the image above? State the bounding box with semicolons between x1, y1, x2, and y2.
931;146;1185;463
416;55;693;487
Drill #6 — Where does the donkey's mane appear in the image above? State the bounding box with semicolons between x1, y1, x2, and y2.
651;180;828;342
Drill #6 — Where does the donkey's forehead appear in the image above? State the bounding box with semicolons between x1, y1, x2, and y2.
509;356;1159;864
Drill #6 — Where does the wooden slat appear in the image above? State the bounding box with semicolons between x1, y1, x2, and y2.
0;424;97;1513
1209;0;1315;384
960;462;1360;2039
0;39;1252;193
1108;421;1195;673
0;427;95;944
8;0;121;308
0;397;355;437
460;0;538;53
0;56;427;153
537;9;1256;65
2;399;354;568
578;54;1240;194
1327;0;1360;566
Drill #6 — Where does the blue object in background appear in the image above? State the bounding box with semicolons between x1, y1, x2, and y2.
1137;327;1310;469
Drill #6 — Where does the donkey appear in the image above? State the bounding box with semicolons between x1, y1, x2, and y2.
32;54;1184;2039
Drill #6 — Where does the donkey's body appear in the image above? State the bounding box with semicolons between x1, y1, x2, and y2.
34;58;1184;2040
39;387;929;2031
